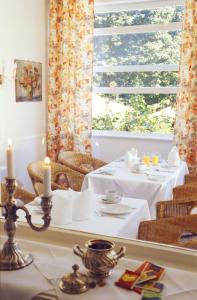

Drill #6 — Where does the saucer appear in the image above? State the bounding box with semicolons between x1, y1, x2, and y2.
100;204;133;215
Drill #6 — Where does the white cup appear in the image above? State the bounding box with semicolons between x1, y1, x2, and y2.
105;190;120;203
136;163;147;173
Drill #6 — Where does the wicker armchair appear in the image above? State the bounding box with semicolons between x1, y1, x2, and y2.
185;174;197;184
173;184;197;201
138;214;197;246
58;151;106;175
1;183;35;204
156;199;197;219
27;161;84;196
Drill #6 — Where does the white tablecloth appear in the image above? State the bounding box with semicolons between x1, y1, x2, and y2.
0;239;196;300
82;161;189;217
17;194;150;240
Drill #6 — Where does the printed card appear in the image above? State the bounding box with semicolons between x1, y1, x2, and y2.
115;270;140;289
135;261;149;274
137;281;164;293
137;270;157;284
141;262;165;280
141;289;163;300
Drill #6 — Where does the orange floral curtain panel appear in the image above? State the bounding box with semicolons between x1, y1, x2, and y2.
175;0;197;173
48;0;94;161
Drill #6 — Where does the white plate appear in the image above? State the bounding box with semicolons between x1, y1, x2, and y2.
100;204;133;215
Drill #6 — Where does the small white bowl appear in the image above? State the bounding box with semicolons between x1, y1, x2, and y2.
102;196;121;204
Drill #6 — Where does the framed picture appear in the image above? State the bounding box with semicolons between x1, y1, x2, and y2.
15;59;42;102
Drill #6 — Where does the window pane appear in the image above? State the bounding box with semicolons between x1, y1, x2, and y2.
94;72;178;87
92;94;176;133
95;7;184;28
94;31;181;66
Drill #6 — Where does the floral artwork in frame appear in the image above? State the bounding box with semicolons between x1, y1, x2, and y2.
15;59;42;102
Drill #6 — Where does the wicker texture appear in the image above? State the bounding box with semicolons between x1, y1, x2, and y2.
185;173;197;184
173;183;197;201
156;199;197;219
58;151;106;175
138;214;197;245
27;161;84;196
1;183;35;204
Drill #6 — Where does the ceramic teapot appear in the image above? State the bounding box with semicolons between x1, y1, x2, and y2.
73;239;126;279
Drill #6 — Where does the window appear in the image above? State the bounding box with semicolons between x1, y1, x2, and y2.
93;0;184;134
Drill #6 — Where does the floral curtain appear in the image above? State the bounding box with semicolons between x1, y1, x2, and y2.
174;0;197;173
48;0;94;161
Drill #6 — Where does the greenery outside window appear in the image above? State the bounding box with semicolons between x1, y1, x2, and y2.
93;0;184;134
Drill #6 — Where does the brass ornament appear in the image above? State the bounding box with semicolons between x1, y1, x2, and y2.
0;177;52;270
59;264;89;294
73;239;126;279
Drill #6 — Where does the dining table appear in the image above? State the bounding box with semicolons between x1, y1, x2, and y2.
0;237;196;300
81;159;189;218
16;192;151;240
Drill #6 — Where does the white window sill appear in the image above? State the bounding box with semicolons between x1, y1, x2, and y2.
92;130;173;141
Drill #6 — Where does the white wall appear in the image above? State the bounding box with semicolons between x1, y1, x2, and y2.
92;132;173;162
0;0;47;190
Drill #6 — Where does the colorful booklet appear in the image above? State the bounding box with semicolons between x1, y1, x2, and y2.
141;289;163;300
115;270;140;289
133;262;165;294
141;262;165;281
137;270;157;284
137;281;164;293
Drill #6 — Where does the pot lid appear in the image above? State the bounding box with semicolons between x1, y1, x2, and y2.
59;264;89;294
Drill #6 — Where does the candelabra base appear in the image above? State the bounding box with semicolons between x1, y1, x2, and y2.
0;241;33;270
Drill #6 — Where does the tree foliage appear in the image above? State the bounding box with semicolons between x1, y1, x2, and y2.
93;6;184;133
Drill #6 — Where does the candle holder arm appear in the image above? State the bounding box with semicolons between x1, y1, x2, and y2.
18;196;52;232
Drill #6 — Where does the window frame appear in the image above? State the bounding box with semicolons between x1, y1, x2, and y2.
93;0;184;138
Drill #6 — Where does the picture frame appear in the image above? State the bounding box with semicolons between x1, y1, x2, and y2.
15;59;42;102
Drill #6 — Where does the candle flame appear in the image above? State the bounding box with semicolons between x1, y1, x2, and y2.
42;137;45;145
44;156;50;165
8;139;12;147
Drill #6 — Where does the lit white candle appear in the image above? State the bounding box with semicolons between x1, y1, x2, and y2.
6;139;14;179
43;157;51;197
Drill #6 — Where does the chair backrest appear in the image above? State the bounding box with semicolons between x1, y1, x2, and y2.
173;183;197;201
138;214;197;245
1;183;35;205
185;174;197;184
58;151;106;175
138;221;182;244
27;161;84;196
156;199;197;219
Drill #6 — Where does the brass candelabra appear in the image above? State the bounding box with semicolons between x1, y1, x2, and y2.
0;177;52;270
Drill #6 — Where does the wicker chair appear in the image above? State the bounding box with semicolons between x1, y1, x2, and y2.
138;214;197;246
156;199;197;219
58;151;106;175
1;183;35;204
173;184;197;201
185;174;197;184
27;161;84;196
